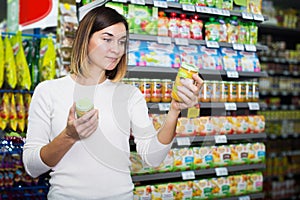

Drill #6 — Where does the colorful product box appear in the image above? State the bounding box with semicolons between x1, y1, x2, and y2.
198;46;223;70
177;45;202;69
220;48;241;71
133;186;152;200
176;117;195;136
172;148;194;171
193;147;213;169
130;152;153;175
192;179;213;199
212;145;232;167
239;51;261;72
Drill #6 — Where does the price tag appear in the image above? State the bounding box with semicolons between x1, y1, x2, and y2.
157;36;172;44
214;135;227;144
253;14;264;21
248;102;260;110
158;103;171;111
181;171;195;180
232;43;244;51
206;41;219;48
112;0;127;2
182;4;195;12
176;137;191;146
175;38;189;46
226;71;239;78
238;196;251;200
187;105;200;119
242;12;253;20
225;102;237;110
131;0;145;5
221;9;230;16
215;167;228;176
153;0;168;8
244;44;257;52
196;6;211;13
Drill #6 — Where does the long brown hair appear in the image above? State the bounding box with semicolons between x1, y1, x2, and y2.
70;6;128;82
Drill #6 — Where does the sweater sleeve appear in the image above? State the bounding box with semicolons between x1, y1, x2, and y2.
22;82;52;178
129;88;173;167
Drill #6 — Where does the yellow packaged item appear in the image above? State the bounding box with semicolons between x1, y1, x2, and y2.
172;62;198;102
4;36;17;89
0;36;4;88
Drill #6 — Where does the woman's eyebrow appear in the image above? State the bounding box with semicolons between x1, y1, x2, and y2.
102;32;127;39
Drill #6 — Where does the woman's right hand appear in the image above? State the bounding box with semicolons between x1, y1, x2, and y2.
64;103;99;141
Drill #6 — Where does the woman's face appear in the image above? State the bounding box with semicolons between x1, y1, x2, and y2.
87;22;127;72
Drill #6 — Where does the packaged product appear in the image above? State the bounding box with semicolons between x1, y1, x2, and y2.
199;80;212;103
193;116;214;136
15;93;26;132
228;116;249;134
230;144;249;165
190;15;203;40
218;17;228;42
239;51;261;72
176;117;195;136
128;40;142;66
229;174;248;195
247;115;265;133
236;81;246;102
227;81;237;102
211;145;232;167
171;181;193;200
168;12;180;38
39;37;56;82
198;46;223;70
177;45;202;69
0;93;10;130
128;5;158;35
205;17;220;41
226;16;239;43
246;172;263;192
192;179;213;199
0;36;4;88
238;22;249;44
4;36;17;89
161;79;172;103
247;142;265;163
150;79;162;103
211;177;230;198
9;93;17;131
151;184;174;200
75;98;94;118
130;152;153;175
172;148;194;171
211;116;233;135
248;22;258;45
140;78;151;102
247;0;262;14
171;63;198;102
179;13;191;38
193;146;213;169
134;185;152;200
157;11;169;37
220;48;240;71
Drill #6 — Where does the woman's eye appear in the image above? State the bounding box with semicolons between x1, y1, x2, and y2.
103;38;112;42
119;40;126;45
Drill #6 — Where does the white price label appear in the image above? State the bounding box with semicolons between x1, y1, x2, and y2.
113;0;127;2
242;12;253;20
226;71;239;78
232;43;244;51
214;135;227;144
244;44;257;52
181;171;195;180
253;14;264;21
158;103;171;111
225;102;237;110
153;0;168;8
248;102;260;110
131;0;145;5
221;9;230;16
239;195;251;200
206;41;219;48
175;38;189;46
196;6;210;13
215;167;228;176
182;4;195;12
176;137;191;146
157;36;172;44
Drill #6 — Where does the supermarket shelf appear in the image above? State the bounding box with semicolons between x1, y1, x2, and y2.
127;66;268;79
129;34;268;51
80;0;267;22
259;23;300;37
147;102;267;110
260;56;300;65
222;192;265;200
0;89;33;94
181;133;267;143
131;163;266;182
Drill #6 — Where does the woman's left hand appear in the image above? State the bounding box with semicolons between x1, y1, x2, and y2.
171;73;203;111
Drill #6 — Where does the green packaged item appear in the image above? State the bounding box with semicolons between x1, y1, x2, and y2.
205;17;220;41
248;22;258;45
4;36;17;89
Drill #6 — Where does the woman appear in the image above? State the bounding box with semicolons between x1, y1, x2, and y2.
23;5;203;200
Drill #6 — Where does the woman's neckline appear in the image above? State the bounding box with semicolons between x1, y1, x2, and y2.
69;74;110;87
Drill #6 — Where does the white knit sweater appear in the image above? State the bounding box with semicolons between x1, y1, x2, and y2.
23;75;172;200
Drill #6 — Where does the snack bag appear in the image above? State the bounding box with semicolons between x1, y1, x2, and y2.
15;93;26;132
4;36;17;89
0;36;4;88
0;93;10;130
9;93;18;131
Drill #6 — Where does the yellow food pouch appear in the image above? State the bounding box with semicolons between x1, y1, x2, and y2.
0;35;4;88
4;36;17;89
